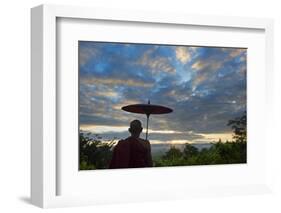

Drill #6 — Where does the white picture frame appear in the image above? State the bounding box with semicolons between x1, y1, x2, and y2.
31;4;274;208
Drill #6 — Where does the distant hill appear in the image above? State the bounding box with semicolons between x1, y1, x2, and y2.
151;143;213;156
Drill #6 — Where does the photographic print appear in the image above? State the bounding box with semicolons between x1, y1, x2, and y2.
79;41;247;170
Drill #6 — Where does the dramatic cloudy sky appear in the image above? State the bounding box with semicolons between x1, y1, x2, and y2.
79;41;246;146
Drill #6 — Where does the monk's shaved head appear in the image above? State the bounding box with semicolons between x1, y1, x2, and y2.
129;120;143;136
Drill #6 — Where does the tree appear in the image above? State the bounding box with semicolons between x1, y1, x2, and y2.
227;111;247;143
163;146;183;160
79;133;115;170
183;143;199;159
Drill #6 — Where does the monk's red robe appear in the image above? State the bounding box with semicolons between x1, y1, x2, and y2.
109;137;153;169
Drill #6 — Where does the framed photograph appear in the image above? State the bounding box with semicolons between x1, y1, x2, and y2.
31;4;274;208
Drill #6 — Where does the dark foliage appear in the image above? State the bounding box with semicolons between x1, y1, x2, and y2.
79;133;115;170
227;111;247;143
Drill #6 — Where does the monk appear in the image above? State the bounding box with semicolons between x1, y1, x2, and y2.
109;120;153;169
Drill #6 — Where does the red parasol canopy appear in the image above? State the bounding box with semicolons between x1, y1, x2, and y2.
122;103;172;115
121;100;173;140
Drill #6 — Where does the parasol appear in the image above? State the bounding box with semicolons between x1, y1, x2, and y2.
121;100;173;140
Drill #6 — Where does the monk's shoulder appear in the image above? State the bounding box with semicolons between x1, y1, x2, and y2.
116;138;130;147
141;138;150;143
138;138;151;147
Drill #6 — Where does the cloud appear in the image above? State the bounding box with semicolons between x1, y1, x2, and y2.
81;76;154;88
191;60;222;71
222;48;246;58
80;126;205;143
190;48;246;89
137;47;176;73
175;47;192;64
79;42;247;143
79;42;100;66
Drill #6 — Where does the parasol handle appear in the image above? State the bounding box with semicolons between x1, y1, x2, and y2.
145;113;150;140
